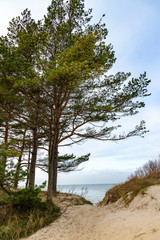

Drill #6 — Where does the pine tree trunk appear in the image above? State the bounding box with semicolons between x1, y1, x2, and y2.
52;142;58;192
26;141;31;188
14;156;22;189
4;121;9;164
47;125;59;200
29;112;38;187
14;129;26;188
47;138;54;200
1;122;9;184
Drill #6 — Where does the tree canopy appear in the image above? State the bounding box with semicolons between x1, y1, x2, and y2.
0;0;150;200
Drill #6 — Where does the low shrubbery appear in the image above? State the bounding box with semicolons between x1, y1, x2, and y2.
0;187;60;240
1;187;47;209
73;196;93;205
100;156;160;206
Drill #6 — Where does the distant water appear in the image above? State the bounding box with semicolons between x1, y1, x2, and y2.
57;184;115;204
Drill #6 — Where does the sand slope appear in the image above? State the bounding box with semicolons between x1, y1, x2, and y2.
23;185;160;240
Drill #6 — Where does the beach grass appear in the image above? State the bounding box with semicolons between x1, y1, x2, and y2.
0;187;93;240
100;155;160;206
74;196;93;205
0;189;60;240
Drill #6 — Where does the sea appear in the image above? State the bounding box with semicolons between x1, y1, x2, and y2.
57;184;115;204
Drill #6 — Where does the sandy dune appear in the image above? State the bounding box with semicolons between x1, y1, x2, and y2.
23;185;160;240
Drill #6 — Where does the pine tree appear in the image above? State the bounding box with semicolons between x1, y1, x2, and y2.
0;0;150;200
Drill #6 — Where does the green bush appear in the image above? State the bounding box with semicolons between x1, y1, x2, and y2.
0;188;60;240
0;187;47;210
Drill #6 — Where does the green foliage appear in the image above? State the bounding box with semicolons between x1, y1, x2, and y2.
78;197;93;205
0;1;151;143
0;187;46;210
0;121;29;191
0;188;60;240
0;0;151;196
58;153;90;172
37;153;90;173
0;158;27;193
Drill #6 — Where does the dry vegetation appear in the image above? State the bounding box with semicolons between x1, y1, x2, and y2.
40;191;92;211
1;156;160;239
0;188;60;240
0;202;60;240
0;188;92;240
100;156;160;206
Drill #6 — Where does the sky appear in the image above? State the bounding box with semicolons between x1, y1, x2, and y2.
0;0;160;185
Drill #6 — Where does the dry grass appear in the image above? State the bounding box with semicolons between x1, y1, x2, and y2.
0;192;60;240
0;190;92;240
40;191;92;211
100;155;160;206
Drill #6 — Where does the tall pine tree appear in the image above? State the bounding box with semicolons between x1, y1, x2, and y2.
0;0;150;200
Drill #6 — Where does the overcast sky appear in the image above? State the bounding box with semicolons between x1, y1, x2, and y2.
0;0;160;185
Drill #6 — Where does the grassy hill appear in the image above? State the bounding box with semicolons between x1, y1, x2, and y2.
100;156;160;206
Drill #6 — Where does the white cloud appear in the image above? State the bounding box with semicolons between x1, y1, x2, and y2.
1;0;160;184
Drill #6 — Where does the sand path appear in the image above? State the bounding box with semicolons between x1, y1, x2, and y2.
23;185;160;240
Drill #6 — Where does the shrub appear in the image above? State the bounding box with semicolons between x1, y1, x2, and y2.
0;187;47;210
0;187;60;240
